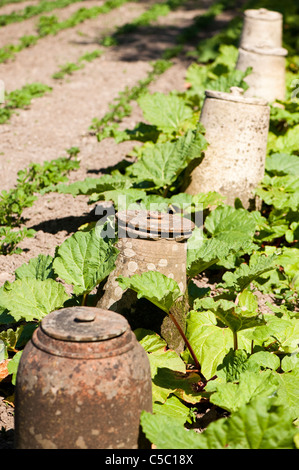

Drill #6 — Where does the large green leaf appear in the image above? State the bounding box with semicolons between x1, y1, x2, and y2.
140;412;203;449
14;254;55;281
268;125;299;155
256;174;299;211
204;205;257;242
0;278;69;322
126;130;207;190
138;91;193;134
187;236;253;278
55;173;133;197
53;227;119;295
182;310;252;379
117;271;182;314
222;254;278;292
196;297;266;333
140;396;297;449
265;152;299;176
206;370;280;413
153;395;194;425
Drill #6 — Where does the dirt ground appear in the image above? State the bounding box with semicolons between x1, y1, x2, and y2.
0;0;250;449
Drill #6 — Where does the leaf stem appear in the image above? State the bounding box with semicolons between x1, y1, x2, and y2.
82;292;88;306
168;312;200;371
233;331;238;351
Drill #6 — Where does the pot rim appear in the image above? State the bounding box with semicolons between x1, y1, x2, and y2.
244;8;282;21
205;87;268;106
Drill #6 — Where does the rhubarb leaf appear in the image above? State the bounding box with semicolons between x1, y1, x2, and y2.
15;254;55;281
0;278;69;322
117;271;182;314
53;227;119;295
126;130;207;190
141;396;297;449
138;91;193;134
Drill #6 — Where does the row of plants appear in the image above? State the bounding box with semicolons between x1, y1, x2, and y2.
0;0;235;253
0;0;133;63
0;147;80;254
0;0;88;26
0;0;298;449
0;0;29;7
0;0;207;63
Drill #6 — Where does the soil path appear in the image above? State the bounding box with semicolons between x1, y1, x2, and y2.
0;0;232;282
0;0;242;448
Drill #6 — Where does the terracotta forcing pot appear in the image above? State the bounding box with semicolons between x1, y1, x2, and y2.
184;87;270;209
14;307;152;449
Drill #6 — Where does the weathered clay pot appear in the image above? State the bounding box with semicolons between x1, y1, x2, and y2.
240;8;283;49
97;210;194;352
14;307;152;449
236;45;288;102
184;87;270;209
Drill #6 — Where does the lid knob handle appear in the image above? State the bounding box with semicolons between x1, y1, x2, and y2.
74;310;96;322
230;87;244;96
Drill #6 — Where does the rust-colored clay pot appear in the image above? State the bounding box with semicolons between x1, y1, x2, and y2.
14;307;152;449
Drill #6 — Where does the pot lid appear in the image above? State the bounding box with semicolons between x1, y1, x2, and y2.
244;8;282;21
205;87;268;106
116;210;194;239
40;307;128;342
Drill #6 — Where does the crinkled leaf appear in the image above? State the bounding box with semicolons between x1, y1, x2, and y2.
222;254;278;292
0;278;69;322
265;152;299;176
267;125;299;155
183;310;253;379
138;92;193;134
135;328;167;353
256;174;299;211
117;271;182;314
96;188;147;210
53;227;119;295
274;366;299;420
196;297;265;333
187;236;253;278
55;173;132;197
126;130;207;190
140;412;203;449
204;205;257;242
270;102;299;129
207;370;279;413
153;395;193;425
15;254;55;281
141;396;297;449
247;351;280;371
281;354;299;372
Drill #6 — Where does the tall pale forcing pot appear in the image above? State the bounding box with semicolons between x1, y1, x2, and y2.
236;44;287;102
239;8;283;49
97;210;194;352
184;87;270;208
14;306;152;449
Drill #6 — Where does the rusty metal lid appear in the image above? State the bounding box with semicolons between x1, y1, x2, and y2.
205;87;268;106
40;307;128;342
116;210;194;240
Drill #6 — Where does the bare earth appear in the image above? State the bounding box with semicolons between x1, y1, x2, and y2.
0;0;253;448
